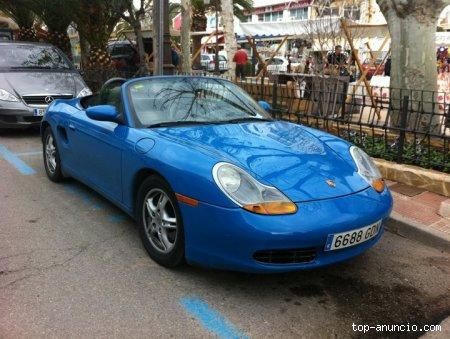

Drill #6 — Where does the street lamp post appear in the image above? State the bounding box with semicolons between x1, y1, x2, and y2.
204;0;220;75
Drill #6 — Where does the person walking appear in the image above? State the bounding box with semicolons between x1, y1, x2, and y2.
326;45;348;76
233;45;248;79
171;48;180;74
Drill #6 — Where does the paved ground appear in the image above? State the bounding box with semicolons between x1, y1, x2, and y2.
388;182;450;236
1;129;450;338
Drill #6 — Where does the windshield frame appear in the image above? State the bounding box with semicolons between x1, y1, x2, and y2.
0;43;74;72
125;76;273;128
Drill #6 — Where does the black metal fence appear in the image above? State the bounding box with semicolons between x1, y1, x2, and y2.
82;70;450;173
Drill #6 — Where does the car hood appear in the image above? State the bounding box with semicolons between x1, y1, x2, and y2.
152;121;369;202
0;71;83;96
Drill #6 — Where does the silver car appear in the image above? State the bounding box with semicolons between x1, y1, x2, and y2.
200;54;228;72
0;42;91;129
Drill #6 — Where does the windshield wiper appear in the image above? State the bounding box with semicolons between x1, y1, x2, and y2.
148;120;214;128
220;117;273;124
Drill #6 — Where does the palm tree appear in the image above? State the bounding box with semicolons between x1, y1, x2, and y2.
0;0;37;41
73;0;124;70
29;0;74;59
190;0;252;69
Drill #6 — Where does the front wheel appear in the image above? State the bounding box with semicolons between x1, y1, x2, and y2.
43;127;63;182
136;175;185;267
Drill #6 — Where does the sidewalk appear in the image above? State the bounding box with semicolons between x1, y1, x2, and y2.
385;180;450;252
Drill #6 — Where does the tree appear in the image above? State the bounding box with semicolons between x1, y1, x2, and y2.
189;0;252;69
112;0;150;75
221;0;237;77
377;0;450;129
29;0;74;59
73;0;123;70
0;0;36;41
181;0;192;73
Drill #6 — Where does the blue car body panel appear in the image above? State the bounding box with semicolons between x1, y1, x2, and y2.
42;76;393;272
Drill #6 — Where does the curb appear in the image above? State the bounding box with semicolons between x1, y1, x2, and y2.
386;212;450;253
374;158;450;198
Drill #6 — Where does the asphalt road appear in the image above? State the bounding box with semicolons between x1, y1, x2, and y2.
1;129;449;338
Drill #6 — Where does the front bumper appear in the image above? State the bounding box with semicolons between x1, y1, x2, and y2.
0;103;44;129
180;187;393;273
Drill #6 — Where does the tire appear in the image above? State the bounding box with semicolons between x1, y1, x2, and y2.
43;127;63;182
136;175;185;267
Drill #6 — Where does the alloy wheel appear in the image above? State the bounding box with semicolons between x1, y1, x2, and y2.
45;134;57;174
142;188;178;253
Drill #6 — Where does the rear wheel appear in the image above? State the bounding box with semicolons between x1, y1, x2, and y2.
43;127;63;182
136;175;185;267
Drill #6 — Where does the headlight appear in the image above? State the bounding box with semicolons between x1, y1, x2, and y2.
350;146;385;193
0;89;19;102
77;87;92;98
212;162;297;215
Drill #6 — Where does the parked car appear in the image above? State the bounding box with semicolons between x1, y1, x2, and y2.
41;76;392;273
258;56;301;74
0;29;13;41
361;58;385;80
0;42;91;129
107;40;139;72
200;54;228;72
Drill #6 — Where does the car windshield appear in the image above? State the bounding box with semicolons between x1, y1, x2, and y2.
0;44;71;70
128;77;272;127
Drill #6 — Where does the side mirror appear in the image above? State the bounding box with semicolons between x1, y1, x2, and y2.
86;105;120;123
258;100;271;112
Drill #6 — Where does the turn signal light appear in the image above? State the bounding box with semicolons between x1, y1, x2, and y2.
175;193;198;207
243;202;298;215
372;179;385;193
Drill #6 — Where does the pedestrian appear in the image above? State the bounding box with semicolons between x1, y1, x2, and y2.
233;45;248;80
171;48;180;73
384;56;391;76
326;45;348;76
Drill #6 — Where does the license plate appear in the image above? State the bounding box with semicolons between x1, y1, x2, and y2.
33;108;46;116
324;220;382;251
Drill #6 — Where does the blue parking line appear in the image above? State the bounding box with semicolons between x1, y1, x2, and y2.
181;297;248;339
0;144;36;175
63;184;103;210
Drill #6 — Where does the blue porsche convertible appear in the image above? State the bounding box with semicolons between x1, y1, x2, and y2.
41;76;392;273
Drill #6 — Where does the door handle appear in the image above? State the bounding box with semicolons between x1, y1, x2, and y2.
68;123;76;131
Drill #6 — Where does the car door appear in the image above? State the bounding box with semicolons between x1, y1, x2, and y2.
67;87;126;202
266;59;274;73
219;55;227;71
200;55;209;70
274;58;284;73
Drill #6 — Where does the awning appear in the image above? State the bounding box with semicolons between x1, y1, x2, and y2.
201;34;224;44
235;18;389;40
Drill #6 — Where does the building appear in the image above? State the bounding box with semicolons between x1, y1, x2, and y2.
233;0;388;59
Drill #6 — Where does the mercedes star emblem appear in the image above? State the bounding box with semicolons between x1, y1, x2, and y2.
44;96;54;104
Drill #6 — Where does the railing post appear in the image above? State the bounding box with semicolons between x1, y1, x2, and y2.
397;95;409;163
260;74;265;101
271;75;279;118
